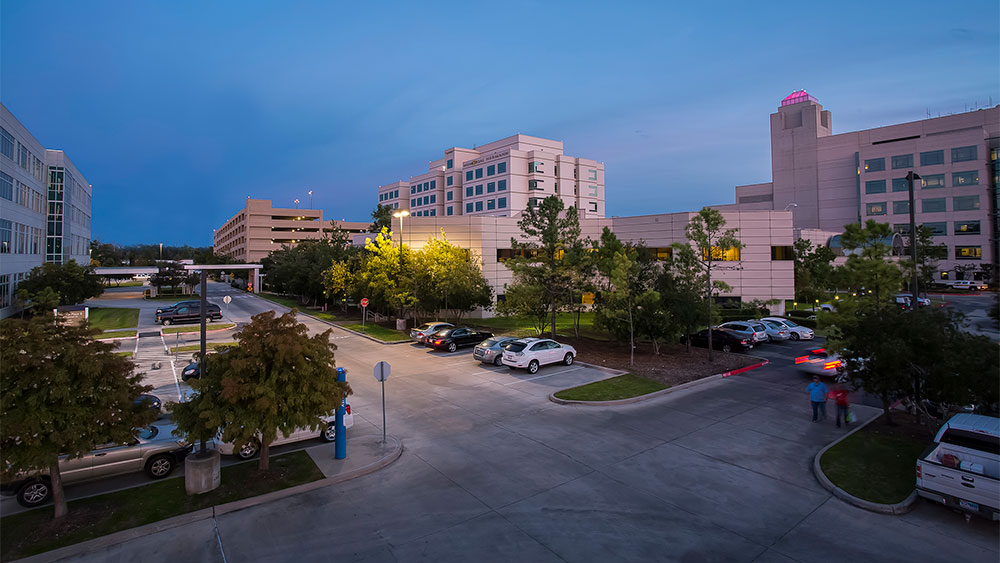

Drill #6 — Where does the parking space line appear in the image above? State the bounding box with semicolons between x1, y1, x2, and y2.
159;333;183;401
504;366;583;385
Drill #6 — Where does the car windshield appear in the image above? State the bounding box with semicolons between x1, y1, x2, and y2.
417;323;435;330
764;321;782;329
136;426;159;440
782;319;799;327
506;342;528;352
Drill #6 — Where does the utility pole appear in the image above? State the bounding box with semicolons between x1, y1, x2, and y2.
906;171;921;309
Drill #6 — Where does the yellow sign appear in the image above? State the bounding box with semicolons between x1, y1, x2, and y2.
581;292;594;304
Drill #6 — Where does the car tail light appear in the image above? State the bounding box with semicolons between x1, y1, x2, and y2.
810;348;826;354
824;361;841;370
740;340;748;345
346;404;351;414
795;356;809;364
434;339;443;345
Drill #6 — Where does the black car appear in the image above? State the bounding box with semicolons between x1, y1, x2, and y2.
157;303;222;326
155;300;201;316
134;394;162;411
680;329;753;353
425;327;494;352
181;362;200;381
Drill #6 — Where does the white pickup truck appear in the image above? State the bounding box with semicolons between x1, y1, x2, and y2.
916;413;999;520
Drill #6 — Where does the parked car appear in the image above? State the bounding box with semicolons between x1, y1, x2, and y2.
135;394;162;412
409;322;454;343
181;362;200;381
425;327;494;352
916;413;999;521
952;280;988;291
757;319;791;342
718;321;767;344
680;329;753;353
0;424;191;507
156;303;223;326
895;293;931;308
473;336;521;366
155;300;200;316
502;338;576;374
214;405;355;459
761;317;814;341
794;348;845;380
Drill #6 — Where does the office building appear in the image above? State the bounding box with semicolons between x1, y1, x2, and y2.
1;104;92;318
727;91;999;282
377;134;606;219
214;199;368;263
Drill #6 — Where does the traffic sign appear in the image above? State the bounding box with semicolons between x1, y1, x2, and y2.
223;295;232;304
373;361;390;382
361;298;369;308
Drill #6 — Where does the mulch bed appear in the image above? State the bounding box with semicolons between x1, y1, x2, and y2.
556;336;759;387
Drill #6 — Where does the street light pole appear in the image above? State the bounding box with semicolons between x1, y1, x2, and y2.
906;171;921;309
308;190;313;209
294;198;300;209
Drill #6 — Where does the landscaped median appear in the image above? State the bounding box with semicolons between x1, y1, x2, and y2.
161;323;236;334
339;323;410;342
554;374;668;402
92;329;137;340
170;341;234;354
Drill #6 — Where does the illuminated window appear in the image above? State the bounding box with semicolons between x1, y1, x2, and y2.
940;271;950;280
864;158;885;172
955;246;981;260
703;246;741;261
487;199;495;210
952;171;979;186
892;224;910;235
866;202;886;216
921;174;945;189
954;220;980;235
771;246;794;260
891;154;913;169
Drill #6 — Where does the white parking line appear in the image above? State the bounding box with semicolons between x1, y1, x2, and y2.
159;333;183;401
504;366;583;385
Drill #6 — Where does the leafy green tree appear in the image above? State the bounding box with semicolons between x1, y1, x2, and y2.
593;229;658;365
89;239;121;267
261;225;353;305
899;224;947;294
351;228;414;316
633;289;671;355
15;286;61;316
17;260;104;306
496;281;550;335
410;234;493;320
563;235;597;337
505;195;584;339
684;207;742;361
1;315;156;518
792;238;836;303
369;204;394;234
150;262;198;294
837;220;902;307
323;259;358;310
173;311;351;471
656;243;724;352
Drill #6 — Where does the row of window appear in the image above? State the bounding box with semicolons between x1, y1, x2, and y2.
465;180;507;197
0;273;9;308
864;171;979;194
464;162;508;182
866;195;980;216
464;198;508;213
864;146;978;172
379;189;399;202
410;180;436;194
0;219;44;255
412;209;436;217
891;220;981;236
411;194;437;207
2;127;47;184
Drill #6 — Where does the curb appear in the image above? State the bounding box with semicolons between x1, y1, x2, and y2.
16;436;404;563
324;321;411;345
812;416;917;515
158;324;238;338
93;334;138;342
548;356;770;407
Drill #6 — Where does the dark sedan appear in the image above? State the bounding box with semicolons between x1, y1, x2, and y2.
425;327;494;352
680;328;754;353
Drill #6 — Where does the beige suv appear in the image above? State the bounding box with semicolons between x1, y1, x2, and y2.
1;424;192;508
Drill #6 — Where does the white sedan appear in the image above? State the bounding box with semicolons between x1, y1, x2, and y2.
502;338;576;374
761;317;814;340
215;404;355;459
795;349;847;381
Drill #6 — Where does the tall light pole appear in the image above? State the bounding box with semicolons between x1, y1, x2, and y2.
308;190;313;209
392;210;409;271
906;171;921;309
159;242;162;260
294;198;300;209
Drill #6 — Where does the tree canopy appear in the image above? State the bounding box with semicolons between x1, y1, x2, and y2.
684;207;742;361
262;225;354;305
17;260;104;307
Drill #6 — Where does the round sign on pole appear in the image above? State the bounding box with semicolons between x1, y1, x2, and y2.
373;361;390;382
223;295;232;304
361;298;369;308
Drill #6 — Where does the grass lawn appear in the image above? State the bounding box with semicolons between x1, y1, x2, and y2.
256;293;341;322
170;342;234;354
116;351;133;357
0;451;323;560
144;294;201;301
104;281;146;287
466;312;606;339
341;323;409;342
88;308;140;331
820;414;929;504
554;374;668;401
93;330;137;340
162;323;236;334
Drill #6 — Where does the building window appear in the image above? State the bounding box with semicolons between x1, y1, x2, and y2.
0;128;12;159
0;171;12;201
771;246;794;260
864;158;885;172
487;182;495;193
424;182;429;190
954;220;980;235
892;200;909;215
589;169;598;180
528;179;542;190
447;159;453;169
703;246;741;261
921;174;945;189
498;197;507;209
447;191;453;201
475;201;483;212
447;176;453;186
430;194;436;203
955;246;981;260
475;168;483;179
940;271;950;280
891;178;909;192
466;203;473;213
487;164;495;176
487;199;495;210
475;184;483;195
430;180;436;189
893;224;911;235
497;162;507;174
924;222;947;236
466;187;473;197
920;150;944;166
466;170;473;181
529;161;543;173
865;180;886;194
951;146;977;162
952;171;979;186
922;198;946;213
891;154;913;169
430;209;436;216
589;201;598;213
411;186;416;194
0;219;10;253
498;180;507;191
0;274;9;308
953;195;980;211
447;206;453;216
866;202;887;216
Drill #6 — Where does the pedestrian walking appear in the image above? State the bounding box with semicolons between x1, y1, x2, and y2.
830;384;850;428
806;376;828;422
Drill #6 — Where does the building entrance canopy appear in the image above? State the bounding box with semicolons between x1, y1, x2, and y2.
93;264;263;294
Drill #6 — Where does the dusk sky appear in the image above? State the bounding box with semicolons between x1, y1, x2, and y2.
2;0;998;247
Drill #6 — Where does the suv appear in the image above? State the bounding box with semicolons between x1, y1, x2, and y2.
502;338;576;374
953;280;988;291
157;303;223;325
1;424;191;508
155;300;200;316
718;321;767;344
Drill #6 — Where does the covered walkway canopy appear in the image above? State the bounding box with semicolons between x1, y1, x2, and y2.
92;264;264;293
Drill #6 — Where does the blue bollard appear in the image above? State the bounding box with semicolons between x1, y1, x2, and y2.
335;367;347;460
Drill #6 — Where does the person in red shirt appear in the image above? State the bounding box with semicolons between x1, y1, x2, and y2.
829;384;851;428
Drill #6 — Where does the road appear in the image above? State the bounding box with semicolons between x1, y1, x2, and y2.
16;285;1000;562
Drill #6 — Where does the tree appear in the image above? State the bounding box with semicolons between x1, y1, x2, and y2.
684;207;742;361
792;238;836;303
1;315;156;518
496;281;550;335
505;196;584;338
899;224;947;294
150;262;198;294
370;204;394;234
836;220;902;307
173;311;351;471
346;228;415;316
17;260;104;306
410;234;493;320
262;225;353;305
89;239;121;267
593;229;658;366
657;243;704;353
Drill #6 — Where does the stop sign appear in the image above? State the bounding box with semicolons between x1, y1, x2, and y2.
361;298;369;308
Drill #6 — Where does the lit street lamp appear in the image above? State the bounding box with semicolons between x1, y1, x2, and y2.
294;198;300;209
308;190;313;209
392;210;409;271
906;171;921;309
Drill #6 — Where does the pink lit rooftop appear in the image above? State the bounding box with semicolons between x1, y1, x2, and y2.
780;90;819;106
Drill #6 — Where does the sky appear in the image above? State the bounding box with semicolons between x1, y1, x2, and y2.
2;0;998;246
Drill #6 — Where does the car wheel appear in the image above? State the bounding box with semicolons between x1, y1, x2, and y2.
448;342;457;353
162;319;172;326
493;355;504;366
16;479;51;507
527;360;539;374
146;454;175;479
322;423;337;442
789;332;800;341
563;353;574;366
237;441;259;460
721;344;732;353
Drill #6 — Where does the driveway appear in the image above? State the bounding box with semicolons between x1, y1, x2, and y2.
47;290;999;562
